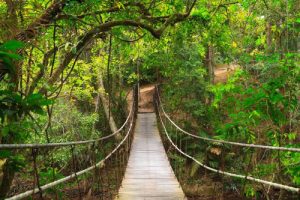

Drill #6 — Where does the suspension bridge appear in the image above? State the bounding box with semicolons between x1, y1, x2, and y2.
1;85;299;200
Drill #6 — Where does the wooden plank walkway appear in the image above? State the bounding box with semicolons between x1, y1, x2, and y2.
116;113;186;200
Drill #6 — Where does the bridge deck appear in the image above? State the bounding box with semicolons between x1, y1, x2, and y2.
116;113;185;200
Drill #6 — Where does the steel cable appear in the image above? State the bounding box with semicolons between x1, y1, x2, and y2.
5;87;138;200
0;94;134;150
5;101;135;200
156;98;300;193
156;86;300;152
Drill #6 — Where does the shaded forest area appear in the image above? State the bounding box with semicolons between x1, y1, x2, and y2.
0;0;299;199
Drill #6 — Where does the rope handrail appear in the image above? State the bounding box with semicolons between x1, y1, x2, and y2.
156;99;300;193
156;86;300;152
5;98;136;200
0;94;134;150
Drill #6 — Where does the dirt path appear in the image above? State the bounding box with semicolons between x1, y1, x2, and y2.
138;84;155;113
126;84;155;113
126;65;237;112
214;64;239;83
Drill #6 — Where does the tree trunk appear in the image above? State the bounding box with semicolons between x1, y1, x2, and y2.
266;21;272;53
0;160;15;199
205;45;214;84
14;0;67;42
0;126;16;198
97;72;120;139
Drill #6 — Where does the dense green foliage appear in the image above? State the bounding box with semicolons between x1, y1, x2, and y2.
0;0;299;199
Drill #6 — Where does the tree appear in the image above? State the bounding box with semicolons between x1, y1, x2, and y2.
0;0;197;197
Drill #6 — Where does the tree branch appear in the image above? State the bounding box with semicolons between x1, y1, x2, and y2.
14;0;67;42
39;7;194;93
28;47;58;94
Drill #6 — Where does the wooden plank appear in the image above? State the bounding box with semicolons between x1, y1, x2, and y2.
116;113;186;200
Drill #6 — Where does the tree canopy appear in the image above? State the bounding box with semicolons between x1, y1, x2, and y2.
0;0;299;199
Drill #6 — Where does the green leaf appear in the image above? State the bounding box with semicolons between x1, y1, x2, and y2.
0;51;22;60
0;150;12;159
31;106;45;115
25;93;53;106
0;40;24;51
26;93;43;104
71;46;77;54
37;64;45;69
9;155;25;172
1;126;10;137
288;133;297;141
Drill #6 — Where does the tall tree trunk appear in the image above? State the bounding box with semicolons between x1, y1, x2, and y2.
0;119;17;198
0;161;15;199
205;45;214;84
266;21;272;53
96;72;119;139
1;1;67;191
0;2;21;198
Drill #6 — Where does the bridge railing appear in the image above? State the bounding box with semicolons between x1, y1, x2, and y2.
154;85;300;194
1;85;139;200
